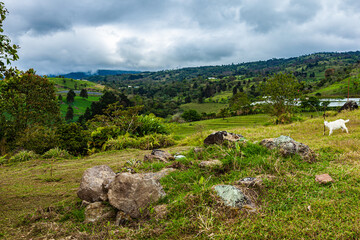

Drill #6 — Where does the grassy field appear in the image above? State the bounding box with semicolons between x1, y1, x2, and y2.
180;102;227;114
1;110;360;239
172;114;272;137
49;77;104;92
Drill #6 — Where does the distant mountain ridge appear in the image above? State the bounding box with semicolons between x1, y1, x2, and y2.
49;69;142;79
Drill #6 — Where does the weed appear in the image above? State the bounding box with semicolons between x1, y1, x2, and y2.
8;150;38;163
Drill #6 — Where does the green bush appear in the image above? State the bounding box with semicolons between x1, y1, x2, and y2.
56;123;89;156
16;125;59;154
9;150;38;163
88;125;122;150
181;109;202;122
135;114;169;136
42;147;72;159
103;134;176;151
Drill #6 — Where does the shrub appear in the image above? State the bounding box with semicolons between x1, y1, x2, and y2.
135;114;169;136
16;125;59;154
103;134;176;151
88;125;122;150
9;150;38;163
42;147;72;159
56;123;89;156
181;109;202;122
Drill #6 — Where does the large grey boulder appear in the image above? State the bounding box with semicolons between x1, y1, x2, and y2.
77;165;116;202
144;149;175;163
213;185;250;209
84;202;116;223
204;131;244;145
108;172;166;218
260;135;316;162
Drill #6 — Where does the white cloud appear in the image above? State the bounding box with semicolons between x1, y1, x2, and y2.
2;0;360;74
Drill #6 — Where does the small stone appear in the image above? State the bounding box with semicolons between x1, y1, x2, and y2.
193;147;204;153
213;185;250;208
174;155;186;159
144;149;175;163
115;211;132;226
236;177;263;187
315;174;334;184
204;131;245;145
199;160;223;168
84;202;116;223
152;204;168;219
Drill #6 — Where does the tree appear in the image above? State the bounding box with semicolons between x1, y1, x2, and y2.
65;105;74;121
0;70;60;151
229;92;250;114
80;88;88;98
181;109;201;122
67;89;76;103
263;73;300;122
58;95;63;102
0;2;19;78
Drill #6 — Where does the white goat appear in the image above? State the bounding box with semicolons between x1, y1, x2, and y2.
324;119;349;136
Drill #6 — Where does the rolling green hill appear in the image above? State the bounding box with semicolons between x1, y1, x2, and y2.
312;67;360;97
49;77;105;121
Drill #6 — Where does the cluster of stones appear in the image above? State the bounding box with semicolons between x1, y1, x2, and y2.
78;131;330;224
77;150;176;224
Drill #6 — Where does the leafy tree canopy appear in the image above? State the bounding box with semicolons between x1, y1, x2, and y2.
263;72;300;119
0;2;19;78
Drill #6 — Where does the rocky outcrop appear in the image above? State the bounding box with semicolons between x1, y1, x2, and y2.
77;165;116;202
84;202;116;223
260;135;316;162
107;172;166;218
339;100;358;112
204;131;244;145
144;149;175;163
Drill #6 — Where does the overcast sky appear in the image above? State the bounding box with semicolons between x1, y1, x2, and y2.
2;0;360;75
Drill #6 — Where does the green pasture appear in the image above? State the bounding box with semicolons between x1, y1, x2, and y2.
180;102;227;114
49;77;104;92
60;95;101;121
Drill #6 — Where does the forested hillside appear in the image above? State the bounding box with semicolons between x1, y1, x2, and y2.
78;52;360;118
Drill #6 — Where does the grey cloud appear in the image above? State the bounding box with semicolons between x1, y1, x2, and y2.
2;0;360;74
239;0;320;33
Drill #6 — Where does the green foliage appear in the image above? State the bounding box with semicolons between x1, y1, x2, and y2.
300;96;320;112
135;114;169;136
9;150;38;163
16;125;58;154
229;92;250;113
263;72;300;121
181;109;202;122
66;89;76;103
65;105;74;121
79;88;88;98
0;2;19;78
56;123;89;156
89;125;122;150
42;147;71;159
0;71;60;151
103;133;176;151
